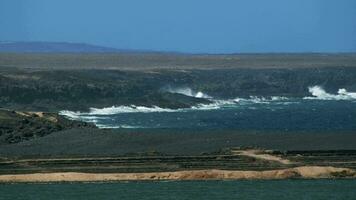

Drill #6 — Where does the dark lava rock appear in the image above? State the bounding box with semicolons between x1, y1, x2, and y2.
0;109;95;144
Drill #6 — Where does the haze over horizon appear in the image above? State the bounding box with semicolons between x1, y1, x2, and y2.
1;0;356;53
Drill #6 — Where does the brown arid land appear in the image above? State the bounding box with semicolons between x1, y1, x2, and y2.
1;149;356;182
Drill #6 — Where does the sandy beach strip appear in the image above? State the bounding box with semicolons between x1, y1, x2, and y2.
0;166;355;182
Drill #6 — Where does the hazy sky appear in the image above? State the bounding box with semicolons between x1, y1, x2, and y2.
1;0;356;53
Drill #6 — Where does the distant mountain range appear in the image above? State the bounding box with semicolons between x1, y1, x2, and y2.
0;41;146;53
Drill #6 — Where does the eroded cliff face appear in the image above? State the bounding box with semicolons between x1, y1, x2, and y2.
1;67;356;112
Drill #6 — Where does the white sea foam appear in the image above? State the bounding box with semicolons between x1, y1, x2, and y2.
59;110;82;120
165;87;211;98
192;100;235;110
88;105;177;115
59;96;293;120
271;96;289;101
60;103;224;119
59;106;178;121
234;96;291;105
61;85;356;121
95;124;142;129
304;86;356;100
59;85;356;129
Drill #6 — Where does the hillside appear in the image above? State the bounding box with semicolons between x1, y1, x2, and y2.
0;41;133;53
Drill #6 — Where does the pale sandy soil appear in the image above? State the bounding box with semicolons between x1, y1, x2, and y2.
0;166;355;182
15;111;57;122
232;149;294;165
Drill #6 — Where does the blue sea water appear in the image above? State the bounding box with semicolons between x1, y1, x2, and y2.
86;100;356;131
1;180;356;200
60;86;356;131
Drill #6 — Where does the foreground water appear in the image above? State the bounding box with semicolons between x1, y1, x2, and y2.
1;180;356;200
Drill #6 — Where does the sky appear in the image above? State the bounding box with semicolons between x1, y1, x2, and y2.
0;0;356;53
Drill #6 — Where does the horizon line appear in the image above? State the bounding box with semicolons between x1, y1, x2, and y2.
1;40;356;55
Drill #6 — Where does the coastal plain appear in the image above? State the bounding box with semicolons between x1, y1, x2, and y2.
1;53;356;181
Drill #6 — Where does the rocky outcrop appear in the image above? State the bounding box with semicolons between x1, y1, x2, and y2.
0;109;95;144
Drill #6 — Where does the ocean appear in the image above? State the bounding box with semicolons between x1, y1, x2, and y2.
1;180;356;200
60;86;356;131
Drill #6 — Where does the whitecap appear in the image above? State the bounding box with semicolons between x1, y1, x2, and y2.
88;105;176;115
95;124;143;129
164;87;212;99
304;86;356;100
58;110;82;120
60;85;356;129
233;96;291;105
59;96;293;121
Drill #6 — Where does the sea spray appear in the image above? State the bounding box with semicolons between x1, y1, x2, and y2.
164;87;212;99
59;96;293;124
59;86;356;129
304;86;356;100
60;85;356;119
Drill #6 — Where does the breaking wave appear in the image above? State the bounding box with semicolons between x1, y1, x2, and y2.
59;104;222;119
59;96;292;120
95;124;143;129
164;87;211;98
234;96;290;104
304;86;356;100
60;86;356;120
59;85;356;128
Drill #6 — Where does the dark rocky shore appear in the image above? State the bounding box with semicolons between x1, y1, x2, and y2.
0;109;95;144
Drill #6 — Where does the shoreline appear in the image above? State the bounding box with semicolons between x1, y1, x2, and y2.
0;166;355;183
